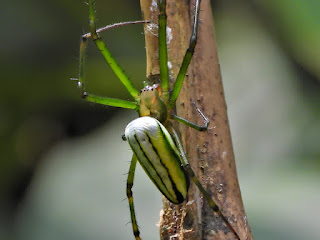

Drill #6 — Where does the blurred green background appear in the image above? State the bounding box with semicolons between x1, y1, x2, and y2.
1;0;319;239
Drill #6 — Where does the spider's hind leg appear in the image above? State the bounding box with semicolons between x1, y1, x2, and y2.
126;155;141;240
169;126;240;240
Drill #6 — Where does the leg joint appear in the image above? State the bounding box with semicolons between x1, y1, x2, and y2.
81;91;88;99
126;184;133;197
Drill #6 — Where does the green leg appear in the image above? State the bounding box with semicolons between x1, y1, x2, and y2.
169;126;240;240
186;171;240;240
77;30;136;110
77;37;137;109
168;0;202;109
171;114;208;131
158;0;169;101
88;0;140;102
126;155;141;240
170;102;209;131
81;94;138;110
75;20;149;110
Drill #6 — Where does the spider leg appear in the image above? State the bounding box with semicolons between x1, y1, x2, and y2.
77;38;137;109
76;20;149;109
170;101;209;131
168;0;201;109
85;0;141;102
126;155;141;240
169;126;240;240
77;55;138;109
158;0;169;100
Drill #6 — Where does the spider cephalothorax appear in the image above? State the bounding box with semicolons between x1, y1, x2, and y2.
139;84;167;123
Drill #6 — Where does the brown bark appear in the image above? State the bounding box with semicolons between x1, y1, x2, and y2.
140;0;253;239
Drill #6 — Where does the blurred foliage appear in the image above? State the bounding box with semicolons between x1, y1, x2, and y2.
0;0;145;196
0;0;319;240
254;0;320;79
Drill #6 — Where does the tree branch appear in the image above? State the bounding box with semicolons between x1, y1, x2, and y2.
140;0;253;239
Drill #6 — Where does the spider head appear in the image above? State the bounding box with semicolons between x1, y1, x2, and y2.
139;84;167;123
140;84;161;104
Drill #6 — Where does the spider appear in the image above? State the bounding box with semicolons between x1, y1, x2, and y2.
74;0;240;239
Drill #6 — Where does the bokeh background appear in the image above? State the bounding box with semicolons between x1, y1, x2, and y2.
1;0;319;239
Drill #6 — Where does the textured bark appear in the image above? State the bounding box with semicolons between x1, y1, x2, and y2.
140;0;253;239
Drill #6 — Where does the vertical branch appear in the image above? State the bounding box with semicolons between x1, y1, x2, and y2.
140;0;253;239
140;0;160;77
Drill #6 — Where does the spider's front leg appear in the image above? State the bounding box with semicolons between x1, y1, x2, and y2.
87;0;140;101
74;0;151;110
168;0;202;109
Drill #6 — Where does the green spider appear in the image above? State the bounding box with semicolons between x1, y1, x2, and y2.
74;0;240;239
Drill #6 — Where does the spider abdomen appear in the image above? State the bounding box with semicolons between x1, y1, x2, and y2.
125;116;189;204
